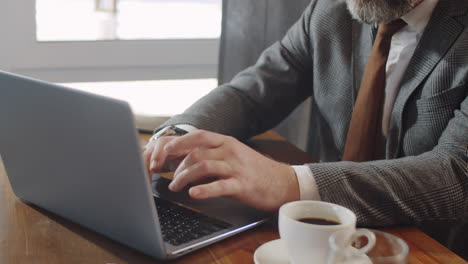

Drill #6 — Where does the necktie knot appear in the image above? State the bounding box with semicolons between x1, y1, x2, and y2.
377;19;407;39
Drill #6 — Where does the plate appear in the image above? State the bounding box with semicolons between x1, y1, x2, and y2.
254;239;290;264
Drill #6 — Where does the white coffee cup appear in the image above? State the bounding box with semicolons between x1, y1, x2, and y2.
278;201;374;264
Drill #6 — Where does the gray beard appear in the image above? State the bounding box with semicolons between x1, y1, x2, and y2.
346;0;414;24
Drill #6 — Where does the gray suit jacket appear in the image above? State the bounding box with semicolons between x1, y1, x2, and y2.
161;0;467;234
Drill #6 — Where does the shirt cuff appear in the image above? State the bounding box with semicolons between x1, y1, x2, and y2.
150;124;198;141
292;165;321;201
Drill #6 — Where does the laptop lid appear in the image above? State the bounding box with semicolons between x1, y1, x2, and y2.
0;71;166;258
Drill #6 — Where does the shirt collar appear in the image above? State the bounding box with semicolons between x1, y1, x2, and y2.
402;0;439;34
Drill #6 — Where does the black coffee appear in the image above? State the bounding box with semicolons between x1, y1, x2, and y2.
298;217;340;225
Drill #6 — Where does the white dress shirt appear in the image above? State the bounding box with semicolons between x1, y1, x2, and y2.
155;0;439;201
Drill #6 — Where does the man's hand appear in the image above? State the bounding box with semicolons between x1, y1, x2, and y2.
143;135;185;180
146;130;300;211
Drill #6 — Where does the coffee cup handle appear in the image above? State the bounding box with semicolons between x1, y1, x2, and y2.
349;228;376;256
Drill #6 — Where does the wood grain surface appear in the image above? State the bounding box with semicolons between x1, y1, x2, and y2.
0;131;465;264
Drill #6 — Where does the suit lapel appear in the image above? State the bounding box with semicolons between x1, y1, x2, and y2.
387;0;466;158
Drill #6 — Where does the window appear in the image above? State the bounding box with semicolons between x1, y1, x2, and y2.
0;0;222;83
36;0;222;41
0;0;222;128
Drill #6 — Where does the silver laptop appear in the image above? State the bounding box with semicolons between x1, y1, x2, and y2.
0;71;270;260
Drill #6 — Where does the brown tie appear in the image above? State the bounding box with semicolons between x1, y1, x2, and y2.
343;19;407;162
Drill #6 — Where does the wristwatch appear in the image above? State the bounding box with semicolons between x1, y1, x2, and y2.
151;125;188;141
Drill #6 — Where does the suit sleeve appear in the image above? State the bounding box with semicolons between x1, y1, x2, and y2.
157;4;315;140
310;92;468;227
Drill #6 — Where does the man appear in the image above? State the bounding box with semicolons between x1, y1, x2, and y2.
144;0;467;255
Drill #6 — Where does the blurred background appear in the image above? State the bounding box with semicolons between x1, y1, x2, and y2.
0;0;310;149
1;0;220;130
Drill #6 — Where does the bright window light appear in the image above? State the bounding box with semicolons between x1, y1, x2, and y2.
36;0;222;41
60;79;217;117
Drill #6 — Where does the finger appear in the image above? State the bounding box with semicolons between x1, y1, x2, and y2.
164;157;184;172
169;160;231;192
149;136;182;172
188;179;241;200
173;147;225;176
164;130;227;155
143;140;156;175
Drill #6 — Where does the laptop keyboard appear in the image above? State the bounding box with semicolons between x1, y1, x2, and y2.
154;197;233;246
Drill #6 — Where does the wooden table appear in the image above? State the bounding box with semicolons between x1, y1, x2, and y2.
0;131;465;264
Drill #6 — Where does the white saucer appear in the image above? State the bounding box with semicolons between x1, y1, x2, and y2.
254;239;372;264
254;239;290;264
